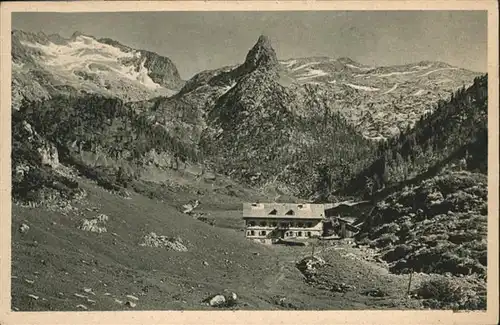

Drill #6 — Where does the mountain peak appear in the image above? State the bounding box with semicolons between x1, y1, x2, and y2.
71;31;84;38
337;57;357;65
256;34;272;47
242;34;279;72
70;31;96;40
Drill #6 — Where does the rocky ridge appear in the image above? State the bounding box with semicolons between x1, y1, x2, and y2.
12;34;484;200
12;30;184;109
278;57;481;139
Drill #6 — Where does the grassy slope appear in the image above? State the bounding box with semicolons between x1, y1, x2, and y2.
12;169;427;311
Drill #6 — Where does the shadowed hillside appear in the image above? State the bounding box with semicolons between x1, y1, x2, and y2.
341;75;487;199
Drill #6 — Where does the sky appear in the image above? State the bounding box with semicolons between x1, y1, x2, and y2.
12;11;487;79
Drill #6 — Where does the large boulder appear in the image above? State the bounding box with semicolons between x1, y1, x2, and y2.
203;292;238;308
37;142;59;168
296;256;326;274
208;295;226;307
139;232;188;252
78;214;109;233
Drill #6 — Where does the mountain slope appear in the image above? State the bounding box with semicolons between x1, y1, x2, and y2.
357;170;487;276
175;36;377;198
341;75;488;198
12;30;184;109
343;75;489;310
278;57;481;139
12;170;440;311
12;34;484;202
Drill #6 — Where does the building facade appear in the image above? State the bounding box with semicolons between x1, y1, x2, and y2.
323;200;370;238
242;203;325;244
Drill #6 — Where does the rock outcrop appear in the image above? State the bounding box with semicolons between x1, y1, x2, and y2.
139;232;188;252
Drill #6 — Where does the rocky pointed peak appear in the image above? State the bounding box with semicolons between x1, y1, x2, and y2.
70;31;96;41
242;34;279;72
71;31;84;38
256;35;272;47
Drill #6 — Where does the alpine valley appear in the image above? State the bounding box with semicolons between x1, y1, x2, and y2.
11;31;489;311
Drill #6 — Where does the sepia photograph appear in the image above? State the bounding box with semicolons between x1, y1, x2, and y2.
0;1;498;324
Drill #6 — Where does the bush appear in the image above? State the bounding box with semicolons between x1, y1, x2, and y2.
383;244;412;262
415;277;486;310
359;170;487;276
374;233;399;247
371;222;400;239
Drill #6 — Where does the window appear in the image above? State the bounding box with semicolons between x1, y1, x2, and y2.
298;204;303;208
298;231;303;237
271;222;277;227
285;209;295;215
260;221;267;227
260;231;267;236
248;221;255;226
250;230;255;236
297;222;304;228
307;231;311;237
306;222;312;227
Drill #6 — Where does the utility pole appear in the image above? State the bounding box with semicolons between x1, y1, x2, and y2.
406;271;413;296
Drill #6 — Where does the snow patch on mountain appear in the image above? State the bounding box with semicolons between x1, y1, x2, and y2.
374;70;422;78
382;83;398;94
413;89;426;96
296;68;329;80
435;78;453;84
220;82;237;95
346;64;373;71
418;67;459;77
280;59;298;67
136;59;162;89
344;83;380;91
292;62;320;71
20;36;162;90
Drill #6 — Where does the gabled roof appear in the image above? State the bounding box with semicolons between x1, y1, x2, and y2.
345;223;361;232
324;200;371;210
243;203;325;219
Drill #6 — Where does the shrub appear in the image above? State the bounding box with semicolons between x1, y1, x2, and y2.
359;170;487;276
383;243;412;262
415;277;486;310
374;233;399;247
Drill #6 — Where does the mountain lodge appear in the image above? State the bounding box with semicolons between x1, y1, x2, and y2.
242;203;324;244
243;201;370;244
